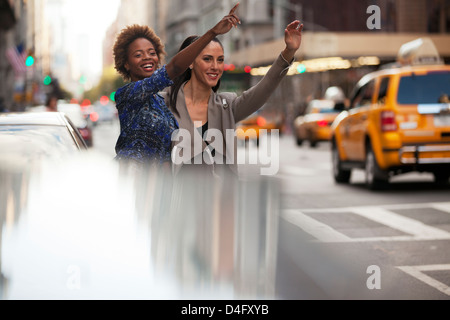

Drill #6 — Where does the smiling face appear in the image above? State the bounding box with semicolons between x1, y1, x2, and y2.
191;41;224;89
125;38;160;82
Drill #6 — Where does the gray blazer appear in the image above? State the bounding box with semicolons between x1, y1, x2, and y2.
161;53;293;177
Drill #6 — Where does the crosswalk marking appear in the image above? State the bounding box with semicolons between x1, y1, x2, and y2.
282;202;450;243
283;210;351;242
352;207;450;240
431;203;450;214
397;264;450;296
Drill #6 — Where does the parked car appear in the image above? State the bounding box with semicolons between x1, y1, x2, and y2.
0;112;87;168
331;38;450;189
93;102;118;124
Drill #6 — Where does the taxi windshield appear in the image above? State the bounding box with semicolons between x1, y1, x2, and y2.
397;71;450;105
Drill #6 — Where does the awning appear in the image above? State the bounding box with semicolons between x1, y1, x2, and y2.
0;0;16;31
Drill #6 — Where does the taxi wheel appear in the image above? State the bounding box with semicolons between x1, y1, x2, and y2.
433;172;450;186
365;146;388;190
332;143;351;183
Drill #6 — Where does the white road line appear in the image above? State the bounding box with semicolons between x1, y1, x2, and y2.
281;202;450;243
351;207;450;240
278;166;317;177
397;264;450;296
282;210;352;243
300;201;450;213
431;202;450;214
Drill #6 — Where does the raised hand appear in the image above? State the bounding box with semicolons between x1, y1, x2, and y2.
285;20;303;51
211;3;240;36
282;20;303;62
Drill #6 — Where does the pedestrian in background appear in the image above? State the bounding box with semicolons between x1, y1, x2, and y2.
45;95;58;112
112;3;240;169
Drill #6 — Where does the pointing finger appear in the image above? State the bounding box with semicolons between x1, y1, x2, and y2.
229;2;239;15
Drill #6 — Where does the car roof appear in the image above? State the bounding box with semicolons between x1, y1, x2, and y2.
357;64;450;87
308;99;335;109
0;112;68;126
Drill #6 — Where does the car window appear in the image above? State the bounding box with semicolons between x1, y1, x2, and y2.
397;71;450;105
377;77;390;104
306;100;335;114
351;80;375;109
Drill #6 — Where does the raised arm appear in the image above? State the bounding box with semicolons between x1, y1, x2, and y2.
166;3;240;79
231;20;303;122
281;20;303;62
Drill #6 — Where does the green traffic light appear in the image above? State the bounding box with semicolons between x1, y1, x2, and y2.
26;56;35;67
43;75;52;86
79;75;87;84
297;64;306;74
110;92;116;102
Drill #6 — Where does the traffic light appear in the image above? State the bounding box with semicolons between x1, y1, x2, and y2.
79;75;87;85
25;55;35;67
110;92;116;102
297;64;306;74
43;75;52;86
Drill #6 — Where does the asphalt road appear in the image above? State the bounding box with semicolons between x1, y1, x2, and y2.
272;136;450;300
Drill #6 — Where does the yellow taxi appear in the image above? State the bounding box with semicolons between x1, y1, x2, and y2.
294;87;345;147
331;38;450;189
236;111;281;145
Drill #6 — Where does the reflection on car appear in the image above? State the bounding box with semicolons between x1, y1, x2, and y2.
0;112;87;168
28;103;94;147
331;38;450;189
0;151;280;299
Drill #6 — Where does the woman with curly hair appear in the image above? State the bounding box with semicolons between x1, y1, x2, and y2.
112;3;240;167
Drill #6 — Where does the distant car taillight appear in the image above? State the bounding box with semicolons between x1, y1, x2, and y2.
90;112;99;122
381;111;397;132
256;116;267;127
317;120;328;127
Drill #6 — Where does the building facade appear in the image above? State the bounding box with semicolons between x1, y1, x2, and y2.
101;0;450;124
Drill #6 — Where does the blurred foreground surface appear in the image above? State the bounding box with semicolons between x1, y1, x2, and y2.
0;151;280;299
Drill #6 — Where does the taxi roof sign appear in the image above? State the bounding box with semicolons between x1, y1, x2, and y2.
397;38;443;66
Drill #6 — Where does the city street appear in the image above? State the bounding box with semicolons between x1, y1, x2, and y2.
92;122;450;300
274;137;450;300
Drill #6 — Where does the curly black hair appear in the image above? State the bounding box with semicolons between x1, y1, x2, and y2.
113;24;166;81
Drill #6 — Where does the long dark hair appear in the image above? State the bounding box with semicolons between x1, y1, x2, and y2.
169;35;224;110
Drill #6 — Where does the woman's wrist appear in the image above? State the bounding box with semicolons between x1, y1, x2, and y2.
208;28;219;38
281;48;296;64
